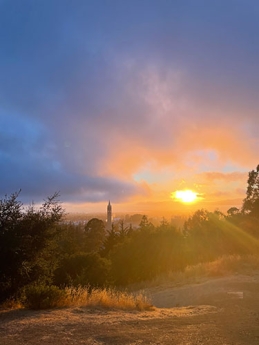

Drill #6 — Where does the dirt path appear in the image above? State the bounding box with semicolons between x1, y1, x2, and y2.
1;274;259;344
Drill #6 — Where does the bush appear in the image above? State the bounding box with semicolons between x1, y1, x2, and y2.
54;252;110;288
22;284;66;309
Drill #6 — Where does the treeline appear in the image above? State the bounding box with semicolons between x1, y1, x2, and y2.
1;165;259;303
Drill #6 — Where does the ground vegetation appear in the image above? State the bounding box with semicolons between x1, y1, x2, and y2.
1;165;259;309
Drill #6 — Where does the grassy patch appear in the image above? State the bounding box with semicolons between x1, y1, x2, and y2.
0;298;23;309
12;284;153;311
61;286;153;311
133;254;259;290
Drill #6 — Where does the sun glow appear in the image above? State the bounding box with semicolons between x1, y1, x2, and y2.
173;190;198;203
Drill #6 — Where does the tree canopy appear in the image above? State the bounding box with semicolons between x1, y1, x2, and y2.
242;164;259;218
0;192;64;301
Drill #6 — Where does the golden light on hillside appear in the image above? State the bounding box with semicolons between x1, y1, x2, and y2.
172;190;198;203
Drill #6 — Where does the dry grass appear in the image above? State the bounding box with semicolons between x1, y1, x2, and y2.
132;254;259;290
59;286;153;311
4;255;259;311
180;254;259;280
1;286;153;311
0;298;23;310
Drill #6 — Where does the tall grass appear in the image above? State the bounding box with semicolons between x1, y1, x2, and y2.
5;255;259;310
133;254;259;290
61;286;153;311
19;284;153;311
170;254;259;283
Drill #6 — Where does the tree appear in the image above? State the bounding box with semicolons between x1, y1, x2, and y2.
242;164;259;218
139;215;154;231
0;192;64;301
183;209;210;234
53;252;110;288
101;221;133;258
100;225;119;258
55;222;86;256
84;218;106;252
183;209;231;263
110;225;183;285
227;207;240;217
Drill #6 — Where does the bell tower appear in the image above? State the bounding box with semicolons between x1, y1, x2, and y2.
107;200;112;230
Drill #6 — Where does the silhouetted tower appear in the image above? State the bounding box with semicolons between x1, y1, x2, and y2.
107;200;112;231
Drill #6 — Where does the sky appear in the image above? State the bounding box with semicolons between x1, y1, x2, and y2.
1;0;259;216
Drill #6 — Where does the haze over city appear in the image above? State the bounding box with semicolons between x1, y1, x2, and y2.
1;1;259;215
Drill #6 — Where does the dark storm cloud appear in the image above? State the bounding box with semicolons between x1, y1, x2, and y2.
1;0;259;206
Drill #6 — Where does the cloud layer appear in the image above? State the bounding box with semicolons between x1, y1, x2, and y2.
0;1;258;213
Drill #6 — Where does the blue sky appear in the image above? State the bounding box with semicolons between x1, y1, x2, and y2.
1;0;259;214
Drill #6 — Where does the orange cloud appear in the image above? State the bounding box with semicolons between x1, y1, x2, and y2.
199;171;247;182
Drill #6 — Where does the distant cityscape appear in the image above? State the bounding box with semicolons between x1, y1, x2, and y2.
63;200;187;230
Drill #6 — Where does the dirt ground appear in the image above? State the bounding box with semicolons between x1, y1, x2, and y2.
1;273;259;345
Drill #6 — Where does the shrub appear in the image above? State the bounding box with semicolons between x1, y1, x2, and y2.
22;284;66;309
53;252;110;288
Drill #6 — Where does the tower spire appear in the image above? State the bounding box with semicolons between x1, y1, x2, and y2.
107;200;112;230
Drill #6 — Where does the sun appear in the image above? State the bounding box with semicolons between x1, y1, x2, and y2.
173;190;198;203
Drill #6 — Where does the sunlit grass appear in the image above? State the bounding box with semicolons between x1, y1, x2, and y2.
59;286;153;311
0;298;23;310
132;254;259;290
175;254;259;281
2;286;153;311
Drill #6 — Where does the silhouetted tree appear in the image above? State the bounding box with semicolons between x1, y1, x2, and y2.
0;192;64;301
183;209;210;234
100;225;119;258
242;164;259;218
111;224;183;285
53;252;110;288
226;207;243;227
84;218;106;252
54;222;86;256
139;215;154;231
227;207;239;217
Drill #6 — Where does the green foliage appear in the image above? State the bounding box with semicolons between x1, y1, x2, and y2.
54;252;110;288
56;222;86;255
101;221;133;258
0;192;64;301
21;284;66;309
227;207;240;217
139;215;154;230
84;218;106;252
237;164;259;236
242;164;259;217
2;164;259;304
111;225;184;285
101;227;120;258
183;208;259;265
